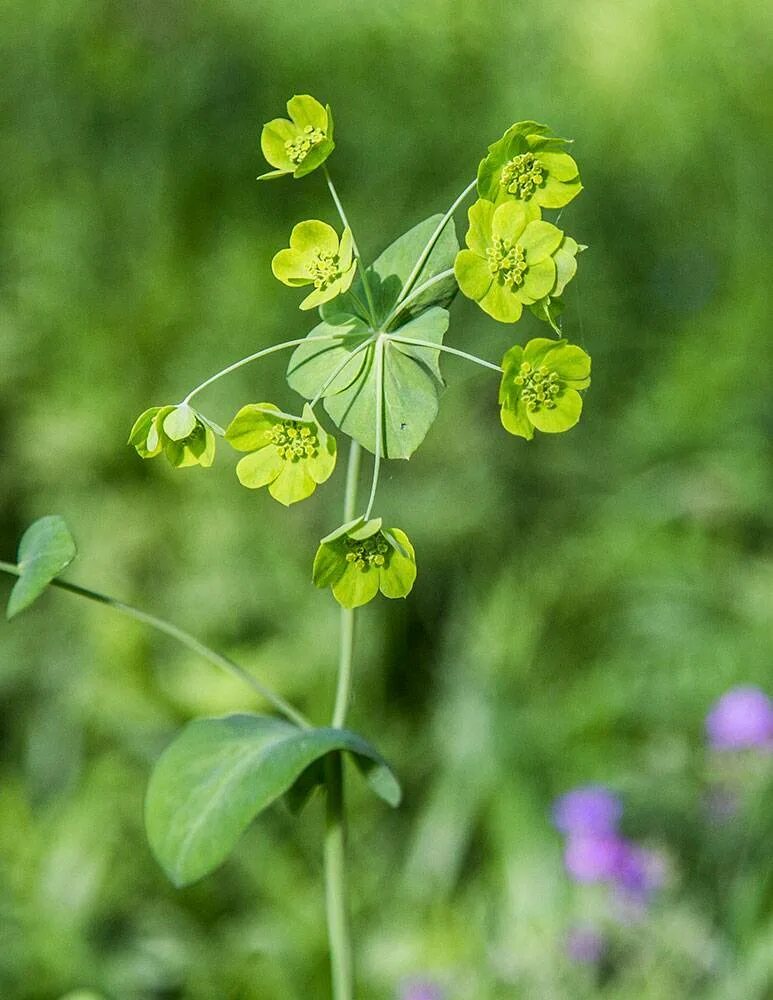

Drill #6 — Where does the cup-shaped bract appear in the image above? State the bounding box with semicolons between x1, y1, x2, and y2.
272;221;357;311
312;517;417;609
478;121;581;214
225;402;336;507
129;404;217;468
455;200;573;324
499;338;591;440
259;95;335;180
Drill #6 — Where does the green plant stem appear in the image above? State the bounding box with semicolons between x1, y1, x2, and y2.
385;177;476;323
364;337;384;520
324;438;361;1000
389;335;503;373
182;335;356;405
0;561;310;729
323;166;379;326
384;268;455;330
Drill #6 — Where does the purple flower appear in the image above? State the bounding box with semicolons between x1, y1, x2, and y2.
614;843;666;903
566;925;606;964
563;833;626;882
705;686;773;750
399;981;443;1000
552;786;622;837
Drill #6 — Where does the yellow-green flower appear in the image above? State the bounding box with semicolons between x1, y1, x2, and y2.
129;404;217;468
225;402;336;506
312;518;417;609
478;121;581;216
455;200;567;323
499;338;591;440
259;95;334;180
272;221;356;310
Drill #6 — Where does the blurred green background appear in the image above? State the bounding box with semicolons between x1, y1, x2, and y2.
2;0;772;997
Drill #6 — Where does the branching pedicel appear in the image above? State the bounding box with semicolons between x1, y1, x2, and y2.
3;95;591;999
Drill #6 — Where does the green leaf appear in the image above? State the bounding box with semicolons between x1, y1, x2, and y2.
7;516;76;619
145;714;401;887
367;215;459;322
286;314;372;400
325;308;448;459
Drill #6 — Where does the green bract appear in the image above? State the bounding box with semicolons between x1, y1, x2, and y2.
455;200;569;323
259;95;334;180
529;236;585;326
272;221;357;311
477;121;581;214
225;402;336;506
499;338;591;440
129;404;217;468
312;518;416;609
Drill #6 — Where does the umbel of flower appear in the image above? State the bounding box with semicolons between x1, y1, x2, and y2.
225;402;336;507
129;404;217;469
259;95;334;180
477;121;581;217
499;338;591;439
272;221;356;311
455;200;571;323
312;517;417;609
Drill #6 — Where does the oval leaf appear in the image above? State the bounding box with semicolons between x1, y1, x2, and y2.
7;516;76;619
286;314;372;400
368;215;459;322
145;714;401;886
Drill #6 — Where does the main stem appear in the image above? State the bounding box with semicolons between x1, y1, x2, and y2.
324;438;361;1000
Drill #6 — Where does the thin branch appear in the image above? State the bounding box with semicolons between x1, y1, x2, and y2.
389;336;502;373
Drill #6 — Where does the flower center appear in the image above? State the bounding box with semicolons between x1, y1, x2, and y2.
500;152;545;199
307;250;342;290
344;534;390;572
513;361;561;411
486;237;528;287
270;421;319;461
285;125;325;166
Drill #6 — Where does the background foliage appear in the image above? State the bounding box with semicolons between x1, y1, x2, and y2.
1;0;772;997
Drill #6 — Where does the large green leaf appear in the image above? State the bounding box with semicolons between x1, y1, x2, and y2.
367;214;459;322
286;313;373;400
6;516;76;619
145;714;401;886
289;308;448;459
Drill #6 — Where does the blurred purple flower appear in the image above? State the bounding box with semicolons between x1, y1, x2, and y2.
614;843;666;903
566;924;606;964
705;686;773;750
552;785;622;836
563;833;626;882
399;981;443;1000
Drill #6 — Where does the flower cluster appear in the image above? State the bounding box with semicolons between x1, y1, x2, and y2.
313;517;417;609
259;95;334;180
553;786;665;909
272;220;356;311
225;402;336;506
128;404;217;469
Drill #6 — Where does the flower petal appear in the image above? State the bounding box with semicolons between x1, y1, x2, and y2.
332;564;380;609
313;540;347;588
520;221;563;264
226;403;282;451
492;200;529;242
500;399;534;439
537;151;579;182
523;338;561;367
379;529;416;599
268;460;317;506
289;220;338;256
235;446;284;488
522;256;557;300
465;199;495;255
528;389;583;433
308;431;337;484
479;280;523;323
541;343;591;383
339;227;354;269
272;248;312;286
454;249;492;302
537;176;583;210
553;237;579;297
260;118;297;172
286;95;328;131
294;137;335;178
